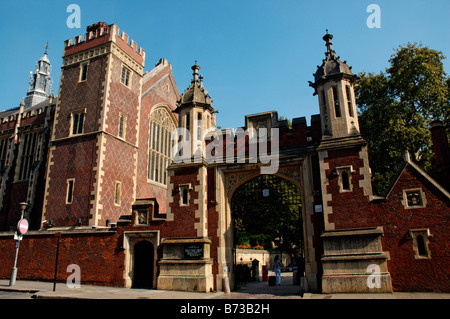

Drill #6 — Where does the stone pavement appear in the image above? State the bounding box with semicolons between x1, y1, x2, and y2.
1;272;449;299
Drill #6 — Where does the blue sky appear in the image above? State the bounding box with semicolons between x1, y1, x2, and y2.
0;0;449;129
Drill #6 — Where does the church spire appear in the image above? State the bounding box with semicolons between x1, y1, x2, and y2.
24;44;53;108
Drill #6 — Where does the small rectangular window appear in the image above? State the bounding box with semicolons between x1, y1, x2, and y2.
71;111;85;135
332;86;341;118
80;63;88;82
185;113;190;132
114;181;122;206
118;114;126;139
121;66;131;87
66;179;75;204
197;113;202;141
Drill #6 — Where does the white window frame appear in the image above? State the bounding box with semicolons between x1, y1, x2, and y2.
66;178;75;204
120;65;132;87
79;61;89;82
71;108;86;136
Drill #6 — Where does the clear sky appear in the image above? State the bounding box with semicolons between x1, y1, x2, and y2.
0;0;449;129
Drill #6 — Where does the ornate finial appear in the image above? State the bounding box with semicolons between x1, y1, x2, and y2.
44;41;49;55
191;61;200;85
322;30;333;54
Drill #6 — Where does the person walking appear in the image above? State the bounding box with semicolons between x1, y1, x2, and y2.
273;255;282;285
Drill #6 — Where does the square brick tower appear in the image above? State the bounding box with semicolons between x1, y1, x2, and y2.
42;22;145;227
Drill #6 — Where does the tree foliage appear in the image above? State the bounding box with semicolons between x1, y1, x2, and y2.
355;43;450;194
231;174;303;255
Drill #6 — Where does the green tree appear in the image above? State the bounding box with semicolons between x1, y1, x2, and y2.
231;175;303;255
356;43;450;194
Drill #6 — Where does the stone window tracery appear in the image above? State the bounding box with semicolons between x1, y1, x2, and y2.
148;107;176;185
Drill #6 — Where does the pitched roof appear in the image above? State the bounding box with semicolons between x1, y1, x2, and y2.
383;151;450;200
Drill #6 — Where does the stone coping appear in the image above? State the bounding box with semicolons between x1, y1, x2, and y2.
321;227;383;238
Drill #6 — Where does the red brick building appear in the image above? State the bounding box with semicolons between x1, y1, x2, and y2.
0;23;448;293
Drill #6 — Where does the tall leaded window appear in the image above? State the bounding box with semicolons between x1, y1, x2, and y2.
148;107;176;185
18;131;38;180
345;85;354;117
332;86;341;118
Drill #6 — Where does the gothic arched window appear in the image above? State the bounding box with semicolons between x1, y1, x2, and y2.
148;107;176;185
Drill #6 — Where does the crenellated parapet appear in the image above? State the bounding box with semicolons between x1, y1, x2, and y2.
63;22;145;74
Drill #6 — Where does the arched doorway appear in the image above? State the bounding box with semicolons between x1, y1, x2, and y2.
133;240;154;288
231;174;304;287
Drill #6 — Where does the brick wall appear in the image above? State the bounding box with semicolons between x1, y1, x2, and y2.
44;137;99;226
323;145;450;292
376;166;450;292
135;62;179;214
0;231;124;286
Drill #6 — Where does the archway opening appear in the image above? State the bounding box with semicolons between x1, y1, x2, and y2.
133;240;154;288
231;174;304;286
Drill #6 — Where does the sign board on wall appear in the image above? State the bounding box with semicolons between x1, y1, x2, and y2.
184;244;204;259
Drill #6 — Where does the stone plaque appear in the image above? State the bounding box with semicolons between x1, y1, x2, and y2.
184;244;204;259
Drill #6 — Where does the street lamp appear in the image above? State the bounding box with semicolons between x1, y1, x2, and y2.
9;202;28;286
